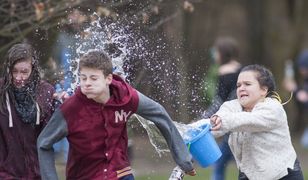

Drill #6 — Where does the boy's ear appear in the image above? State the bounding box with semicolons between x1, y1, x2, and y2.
106;74;113;84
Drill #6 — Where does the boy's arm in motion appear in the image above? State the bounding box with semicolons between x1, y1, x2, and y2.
37;109;68;180
135;91;195;174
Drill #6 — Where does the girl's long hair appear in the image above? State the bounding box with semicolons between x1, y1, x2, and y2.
0;43;40;113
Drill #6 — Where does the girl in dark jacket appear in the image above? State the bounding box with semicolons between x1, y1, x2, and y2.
0;43;56;179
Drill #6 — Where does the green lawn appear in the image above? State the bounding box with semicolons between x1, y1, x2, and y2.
56;163;308;180
135;166;237;180
135;166;308;180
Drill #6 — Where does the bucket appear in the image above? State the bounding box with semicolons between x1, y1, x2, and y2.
185;124;222;167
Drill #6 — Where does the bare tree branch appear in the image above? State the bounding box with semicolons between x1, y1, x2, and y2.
0;0;196;55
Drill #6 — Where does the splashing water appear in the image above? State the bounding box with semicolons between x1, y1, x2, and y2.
66;13;149;90
61;13;181;155
133;114;209;156
59;12;209;156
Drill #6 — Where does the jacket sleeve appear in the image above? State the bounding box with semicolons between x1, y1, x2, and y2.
37;108;68;180
189;118;226;138
216;99;286;133
135;91;194;172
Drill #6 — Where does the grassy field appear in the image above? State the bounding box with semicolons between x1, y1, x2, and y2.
56;163;308;180
55;134;308;180
136;165;238;180
135;165;308;180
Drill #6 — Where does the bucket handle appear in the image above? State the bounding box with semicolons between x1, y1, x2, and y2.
187;143;191;151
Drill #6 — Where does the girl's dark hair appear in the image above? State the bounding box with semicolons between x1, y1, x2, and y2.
0;43;40;112
240;64;277;98
214;37;239;65
79;50;113;77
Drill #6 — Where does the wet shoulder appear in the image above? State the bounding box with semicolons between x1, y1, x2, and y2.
60;94;81;112
37;80;54;99
38;80;54;92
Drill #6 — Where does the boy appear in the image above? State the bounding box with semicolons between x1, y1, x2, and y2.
37;51;195;180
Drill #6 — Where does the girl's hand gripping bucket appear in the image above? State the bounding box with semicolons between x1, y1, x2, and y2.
185;124;222;167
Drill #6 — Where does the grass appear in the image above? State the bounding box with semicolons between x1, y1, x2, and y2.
135;165;308;180
55;135;308;180
135;165;238;180
56;160;308;180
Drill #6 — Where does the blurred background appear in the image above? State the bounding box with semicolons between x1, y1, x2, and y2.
1;0;308;179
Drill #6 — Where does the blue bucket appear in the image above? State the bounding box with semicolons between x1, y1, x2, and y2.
185;124;222;167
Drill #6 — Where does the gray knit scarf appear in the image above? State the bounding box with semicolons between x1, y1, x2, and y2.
11;82;37;124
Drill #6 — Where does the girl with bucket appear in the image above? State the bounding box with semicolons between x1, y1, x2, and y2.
195;64;303;180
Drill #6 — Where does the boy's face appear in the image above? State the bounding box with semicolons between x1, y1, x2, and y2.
79;67;112;102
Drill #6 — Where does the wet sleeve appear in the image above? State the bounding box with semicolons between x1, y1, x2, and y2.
37;108;68;180
135;91;194;172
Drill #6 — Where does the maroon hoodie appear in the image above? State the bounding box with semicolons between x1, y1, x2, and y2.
60;75;139;179
38;75;194;180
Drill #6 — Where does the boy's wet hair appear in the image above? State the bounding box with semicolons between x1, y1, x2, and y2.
79;51;113;77
241;64;277;98
214;37;239;65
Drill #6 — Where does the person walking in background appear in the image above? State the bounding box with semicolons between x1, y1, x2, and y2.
202;36;241;180
37;50;196;180
0;43;57;179
284;50;308;149
197;64;303;180
50;10;85;164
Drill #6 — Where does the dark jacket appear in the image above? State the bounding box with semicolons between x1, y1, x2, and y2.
0;80;55;180
203;69;240;118
38;75;193;180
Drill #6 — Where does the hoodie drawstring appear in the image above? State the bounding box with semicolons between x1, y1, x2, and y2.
5;92;41;127
6;92;13;127
36;102;40;125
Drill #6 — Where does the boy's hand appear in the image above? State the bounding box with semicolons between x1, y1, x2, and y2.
53;91;70;103
186;169;196;176
210;115;222;131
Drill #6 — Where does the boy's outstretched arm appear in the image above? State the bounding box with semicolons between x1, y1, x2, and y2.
37;109;68;180
135;91;195;175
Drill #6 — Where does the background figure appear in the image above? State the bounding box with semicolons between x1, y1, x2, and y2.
202;37;241;180
284;50;308;148
0;43;56;179
50;9;85;163
51;30;74;164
